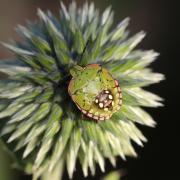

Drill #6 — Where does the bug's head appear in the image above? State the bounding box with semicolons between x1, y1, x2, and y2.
70;65;84;78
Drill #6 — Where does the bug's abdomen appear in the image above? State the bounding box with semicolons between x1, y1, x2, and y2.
75;79;122;121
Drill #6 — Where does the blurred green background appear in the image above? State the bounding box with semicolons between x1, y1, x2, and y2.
0;0;178;180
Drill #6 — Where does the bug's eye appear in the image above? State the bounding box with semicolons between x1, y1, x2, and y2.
94;90;114;111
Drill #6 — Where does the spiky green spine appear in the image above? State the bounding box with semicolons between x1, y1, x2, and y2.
0;2;164;179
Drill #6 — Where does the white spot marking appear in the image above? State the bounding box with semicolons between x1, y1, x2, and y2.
93;116;99;120
82;109;87;114
87;113;93;118
119;99;123;105
99;117;105;121
119;93;122;99
95;99;99;103
99;103;104;108
108;94;113;100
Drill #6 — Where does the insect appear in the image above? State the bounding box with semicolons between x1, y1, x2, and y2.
68;64;122;120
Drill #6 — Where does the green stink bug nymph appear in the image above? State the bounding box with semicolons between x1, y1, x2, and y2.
68;64;122;120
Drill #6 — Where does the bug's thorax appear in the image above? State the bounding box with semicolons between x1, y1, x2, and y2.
70;65;84;77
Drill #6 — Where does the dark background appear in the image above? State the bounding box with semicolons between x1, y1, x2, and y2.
0;0;179;180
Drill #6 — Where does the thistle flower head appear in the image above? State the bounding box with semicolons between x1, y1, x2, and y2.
0;1;164;179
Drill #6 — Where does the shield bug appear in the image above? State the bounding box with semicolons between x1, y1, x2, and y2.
68;64;122;120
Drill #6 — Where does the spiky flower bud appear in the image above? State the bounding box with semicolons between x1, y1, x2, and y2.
0;1;164;180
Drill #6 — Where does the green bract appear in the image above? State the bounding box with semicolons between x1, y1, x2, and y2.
68;64;122;120
0;1;164;180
